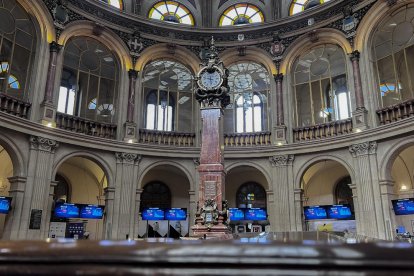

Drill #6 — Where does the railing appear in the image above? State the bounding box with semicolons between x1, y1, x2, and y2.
224;132;272;147
293;119;353;142
0;93;31;118
377;99;414;125
139;129;196;147
56;112;117;139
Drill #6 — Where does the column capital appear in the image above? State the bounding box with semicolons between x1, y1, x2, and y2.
349;141;377;157
128;69;138;79
30;136;59;153
274;73;284;82
50;41;62;53
115;152;142;165
269;154;294;167
350;50;360;62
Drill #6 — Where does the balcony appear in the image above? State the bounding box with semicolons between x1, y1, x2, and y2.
224;132;272;147
0;93;31;119
293;119;353;142
139;129;196;147
377;99;414;125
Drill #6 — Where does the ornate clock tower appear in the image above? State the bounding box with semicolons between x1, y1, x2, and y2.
192;37;231;238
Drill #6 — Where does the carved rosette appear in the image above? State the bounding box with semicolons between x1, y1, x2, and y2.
30;136;59;153
115;152;141;165
269;155;294;167
349;141;377;157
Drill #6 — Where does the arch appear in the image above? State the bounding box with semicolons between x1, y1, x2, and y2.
52;151;114;189
138;160;194;191
280;28;352;75
221;47;277;75
58;21;133;70
136;43;200;73
0;134;25;177
380;137;414;182
295;155;356;191
17;0;56;42
226;162;271;190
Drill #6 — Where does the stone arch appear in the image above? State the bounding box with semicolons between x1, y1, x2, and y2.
226;161;271;190
0;134;25;177
138;160;194;191
280;28;352;75
58;20;133;70
380;137;414;182
136;43;200;73
221;47;277;75
295;154;356;191
52;151;114;189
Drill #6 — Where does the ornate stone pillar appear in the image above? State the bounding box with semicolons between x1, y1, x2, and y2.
269;155;295;232
103;186;115;239
348;183;362;234
44;180;58;238
188;190;196;236
266;190;275;230
349;141;384;238
112;153;141;239
124;70;138;142
294;188;305;231
350;51;368;131
2;176;27;240
40;42;62;127
133;188;143;239
273;73;287;144
379;180;395;240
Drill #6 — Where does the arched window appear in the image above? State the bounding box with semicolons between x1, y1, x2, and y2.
293;44;351;127
219;3;264;26
373;6;414;107
289;0;332;16
149;1;194;26
140;182;171;211
57;37;119;123
142;60;194;132
236;182;266;209
224;62;270;133
0;0;36;100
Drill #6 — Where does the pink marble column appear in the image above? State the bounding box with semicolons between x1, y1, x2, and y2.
274;73;284;126
127;70;138;123
350;51;365;110
43;42;61;104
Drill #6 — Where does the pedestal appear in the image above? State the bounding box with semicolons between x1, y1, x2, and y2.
352;108;368;132
39;102;56;127
124;122;137;142
274;125;287;145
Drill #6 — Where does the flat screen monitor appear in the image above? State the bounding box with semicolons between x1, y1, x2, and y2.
141;208;165;220
54;203;80;219
0;197;11;214
392;198;414;215
244;208;267;221
165;208;187;220
327;204;353;219
303;206;328;220
229;208;245;221
80;204;105;219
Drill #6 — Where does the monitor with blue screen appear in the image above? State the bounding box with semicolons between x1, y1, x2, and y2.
0;197;11;214
229;208;245;221
244;208;267;220
54;203;80;218
303;206;328;220
80;204;104;219
392;198;414;215
141;208;165;220
327;205;353;219
165;208;186;220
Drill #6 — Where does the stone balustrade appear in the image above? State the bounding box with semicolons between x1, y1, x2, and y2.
56;112;117;139
224;132;272;147
377;100;414;125
139;129;196;147
0;93;31;118
293;119;353;142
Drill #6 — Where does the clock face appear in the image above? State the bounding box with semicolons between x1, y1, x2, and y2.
200;70;222;90
234;74;252;89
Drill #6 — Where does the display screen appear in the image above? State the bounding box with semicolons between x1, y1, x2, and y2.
392;198;414;215
80;204;104;219
54;203;80;218
229;208;245;221
244;208;267;220
0;197;11;214
327;205;353;219
303;206;328;220
141;208;165;220
165;208;187;220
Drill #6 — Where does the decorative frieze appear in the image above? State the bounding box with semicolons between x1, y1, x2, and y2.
29;136;59;153
349;141;377;157
115;152;141;164
269;155;294;167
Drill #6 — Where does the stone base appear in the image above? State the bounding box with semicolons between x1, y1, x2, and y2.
124;122;137;142
352;108;368;132
39;101;56;127
191;224;232;239
274;125;287;145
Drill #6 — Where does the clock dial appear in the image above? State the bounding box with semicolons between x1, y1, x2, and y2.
234;73;252;89
200;70;222;90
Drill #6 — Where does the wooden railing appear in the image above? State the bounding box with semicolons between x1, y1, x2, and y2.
377;99;414;125
139;129;196;147
224;132;272;147
56;112;117;139
0;92;31;118
293;119;353;142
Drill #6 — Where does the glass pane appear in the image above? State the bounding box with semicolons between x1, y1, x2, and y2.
311;81;323;124
146;104;155;130
296;83;312;127
253;106;262;132
236;106;244;133
377;56;400;106
395;50;412;101
67;89;75;115
57;87;68;113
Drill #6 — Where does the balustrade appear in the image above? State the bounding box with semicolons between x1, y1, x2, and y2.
377;100;414;125
139;129;196;147
0;93;31;118
293;119;353;142
224;132;272;147
56;112;117;139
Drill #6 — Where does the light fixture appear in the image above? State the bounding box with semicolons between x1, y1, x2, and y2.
127;139;134;144
354;128;362;133
401;185;408;191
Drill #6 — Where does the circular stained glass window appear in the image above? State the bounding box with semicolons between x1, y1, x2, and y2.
219;3;264;26
149;1;194;26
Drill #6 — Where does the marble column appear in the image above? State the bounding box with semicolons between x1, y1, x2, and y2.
273;74;286;144
379;180;395;240
350;51;368;130
112;153;141;239
269;155;295;232
103;187;115;239
124;70;138;142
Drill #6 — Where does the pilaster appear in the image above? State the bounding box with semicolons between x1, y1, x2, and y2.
293;188;304;231
379;179;395;240
133;188;143;239
103;186;115;239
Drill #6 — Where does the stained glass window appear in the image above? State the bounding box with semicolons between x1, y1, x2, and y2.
149;1;194;25
290;0;332;16
100;0;122;10
219;3;264;26
0;63;20;89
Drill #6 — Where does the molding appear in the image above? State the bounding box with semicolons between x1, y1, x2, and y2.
269;155;294;167
29;136;59;153
115;152;142;164
349;141;377;157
